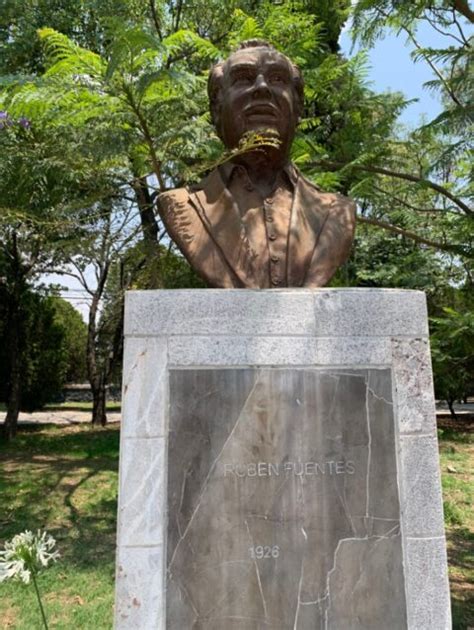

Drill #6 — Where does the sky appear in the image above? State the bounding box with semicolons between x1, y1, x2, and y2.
339;21;445;126
47;18;468;320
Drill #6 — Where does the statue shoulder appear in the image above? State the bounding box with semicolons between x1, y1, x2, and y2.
297;170;356;226
158;187;192;213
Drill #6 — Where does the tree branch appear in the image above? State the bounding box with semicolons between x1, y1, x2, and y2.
451;7;471;44
357;215;472;257
371;184;460;215
149;0;163;40
375;5;470;114
309;159;473;216
423;13;467;46
173;0;183;32
452;0;474;23
404;27;468;111
123;84;165;190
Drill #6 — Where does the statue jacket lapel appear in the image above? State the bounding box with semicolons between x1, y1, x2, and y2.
189;168;262;288
186;165;350;288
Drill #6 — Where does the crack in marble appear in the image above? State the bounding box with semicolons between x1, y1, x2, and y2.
333;475;356;536
122;350;143;395
325;374;341;429
176;469;190;539
245;519;269;620
348;529;400;601
364;376;372;519
293;559;305;630
323;528;402;628
175;577;200;620
168;373;262;570
323;536;367;629
366;384;393;406
264;475;291;518
122;453;161;528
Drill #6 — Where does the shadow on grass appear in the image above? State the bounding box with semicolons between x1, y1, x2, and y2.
0;424;120;572
447;528;474;629
1;423;120;458
438;426;473;444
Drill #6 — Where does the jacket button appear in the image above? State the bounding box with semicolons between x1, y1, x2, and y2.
271;256;279;263
268;234;276;241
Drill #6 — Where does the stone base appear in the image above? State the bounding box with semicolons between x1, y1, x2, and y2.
114;289;451;630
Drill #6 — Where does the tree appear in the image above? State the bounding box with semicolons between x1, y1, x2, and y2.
0;66;123;437
0;289;85;415
339;0;473;257
59;200;140;426
51;296;88;383
0;0;150;73
2;0;469;435
431;305;474;416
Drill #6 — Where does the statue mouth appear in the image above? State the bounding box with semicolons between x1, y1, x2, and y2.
244;104;278;121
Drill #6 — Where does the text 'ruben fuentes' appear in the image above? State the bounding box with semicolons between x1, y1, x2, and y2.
223;460;356;478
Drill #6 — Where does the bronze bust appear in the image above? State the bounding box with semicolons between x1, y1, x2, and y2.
158;40;356;288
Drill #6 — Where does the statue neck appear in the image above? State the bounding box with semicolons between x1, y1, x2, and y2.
232;149;289;194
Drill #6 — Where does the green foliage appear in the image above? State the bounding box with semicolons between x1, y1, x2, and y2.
51;298;88;383
430;305;474;406
0;292;72;410
0;0;472;431
0;0;150;73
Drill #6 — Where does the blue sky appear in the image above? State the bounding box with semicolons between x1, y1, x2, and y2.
339;21;448;127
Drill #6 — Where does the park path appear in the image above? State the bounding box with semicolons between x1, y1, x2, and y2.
0;410;121;425
1;404;473;427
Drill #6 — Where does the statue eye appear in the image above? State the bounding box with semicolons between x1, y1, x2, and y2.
232;70;254;85
269;72;285;84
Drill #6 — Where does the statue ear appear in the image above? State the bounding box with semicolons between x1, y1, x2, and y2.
211;107;224;141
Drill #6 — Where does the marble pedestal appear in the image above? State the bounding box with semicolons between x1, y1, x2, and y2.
114;289;451;630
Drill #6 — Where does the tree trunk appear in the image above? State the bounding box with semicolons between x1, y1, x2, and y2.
91;377;107;426
132;175;163;289
132;176;159;245
2;287;21;441
447;398;458;420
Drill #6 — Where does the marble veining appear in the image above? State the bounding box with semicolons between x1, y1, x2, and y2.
166;368;407;629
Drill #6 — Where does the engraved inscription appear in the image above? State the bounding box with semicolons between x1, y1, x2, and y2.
249;545;280;559
167;368;407;629
223;460;356;478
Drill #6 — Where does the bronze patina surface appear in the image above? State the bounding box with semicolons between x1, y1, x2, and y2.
158;40;356;288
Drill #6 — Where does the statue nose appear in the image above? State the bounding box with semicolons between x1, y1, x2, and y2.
252;74;271;98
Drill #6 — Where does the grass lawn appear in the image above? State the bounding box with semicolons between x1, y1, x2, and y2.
438;426;474;629
0;423;472;629
0;425;119;629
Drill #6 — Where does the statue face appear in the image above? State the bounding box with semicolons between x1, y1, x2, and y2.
217;47;299;152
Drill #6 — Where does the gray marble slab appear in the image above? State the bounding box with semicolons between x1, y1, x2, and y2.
115;289;451;630
166;368;407;629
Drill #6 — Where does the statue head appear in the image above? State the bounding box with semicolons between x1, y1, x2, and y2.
208;40;304;157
